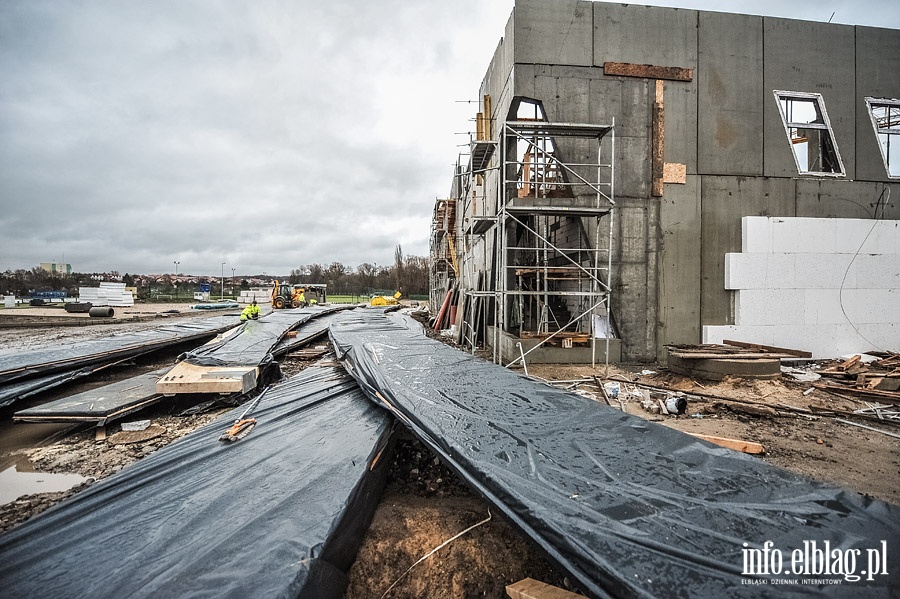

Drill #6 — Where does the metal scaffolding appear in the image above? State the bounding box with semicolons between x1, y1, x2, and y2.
496;119;615;368
431;95;616;369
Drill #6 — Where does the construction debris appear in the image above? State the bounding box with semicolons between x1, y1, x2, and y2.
813;352;900;405
687;433;765;455
664;343;802;380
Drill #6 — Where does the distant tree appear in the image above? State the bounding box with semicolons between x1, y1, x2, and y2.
240;279;250;290
325;262;348;294
394;245;405;293
122;273;134;287
307;263;325;284
357;263;377;294
404;255;429;296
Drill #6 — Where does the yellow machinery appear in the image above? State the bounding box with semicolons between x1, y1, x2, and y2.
271;281;304;309
370;291;402;306
271;281;327;309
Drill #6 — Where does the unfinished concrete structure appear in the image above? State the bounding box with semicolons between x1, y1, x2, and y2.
431;0;900;363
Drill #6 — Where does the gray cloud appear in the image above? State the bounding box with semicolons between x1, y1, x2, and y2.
1;0;896;276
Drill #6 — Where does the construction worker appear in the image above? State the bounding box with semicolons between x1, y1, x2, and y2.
240;300;260;322
297;288;307;307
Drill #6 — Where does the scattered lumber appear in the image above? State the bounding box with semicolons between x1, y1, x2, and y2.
812;382;900;405
506;578;586;599
722;339;812;358
687;433;765;455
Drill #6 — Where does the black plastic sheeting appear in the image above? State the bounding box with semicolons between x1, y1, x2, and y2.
183;306;343;367
14;368;167;422
329;310;900;599
272;308;349;356
0;365;394;598
0;364;105;408
0;315;238;386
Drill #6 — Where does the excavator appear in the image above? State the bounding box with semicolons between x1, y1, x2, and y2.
271;281;327;309
271;280;305;309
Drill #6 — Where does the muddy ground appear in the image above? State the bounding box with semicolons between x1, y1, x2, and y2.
1;307;898;597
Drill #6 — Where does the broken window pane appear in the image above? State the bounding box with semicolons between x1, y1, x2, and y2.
774;92;844;176
866;98;900;178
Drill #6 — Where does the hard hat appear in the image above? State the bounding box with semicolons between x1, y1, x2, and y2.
251;300;257;305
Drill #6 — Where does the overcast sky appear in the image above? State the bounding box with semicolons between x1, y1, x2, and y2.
2;0;898;277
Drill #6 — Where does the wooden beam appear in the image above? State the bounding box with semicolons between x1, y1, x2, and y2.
603;61;693;82
651;83;665;197
688;433;765;454
156;361;258;395
507;578;586;599
723;339;812;358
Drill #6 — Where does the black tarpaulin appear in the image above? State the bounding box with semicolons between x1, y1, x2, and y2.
0;366;394;599
329;309;900;599
182;306;342;367
272;309;349;356
13;368;167;422
0;365;102;408
0;315;238;386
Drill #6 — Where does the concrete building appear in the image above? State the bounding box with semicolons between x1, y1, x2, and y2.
39;262;72;275
431;0;900;363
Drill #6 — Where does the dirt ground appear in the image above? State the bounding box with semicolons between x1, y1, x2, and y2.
0;309;898;597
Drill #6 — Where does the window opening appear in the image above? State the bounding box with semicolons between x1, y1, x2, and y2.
774;91;844;176
866;97;900;178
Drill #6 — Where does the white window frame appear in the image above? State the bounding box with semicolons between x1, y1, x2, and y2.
774;90;845;177
865;97;900;179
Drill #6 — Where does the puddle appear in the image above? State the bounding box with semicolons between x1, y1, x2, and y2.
0;466;87;505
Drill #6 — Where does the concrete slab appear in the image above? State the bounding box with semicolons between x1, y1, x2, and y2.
795;179;883;220
593;3;698;69
697;11;763;176
762;17;856;179
658;176;702;356
514;0;593;67
855;26;900;182
668;355;781;381
699;176;796;326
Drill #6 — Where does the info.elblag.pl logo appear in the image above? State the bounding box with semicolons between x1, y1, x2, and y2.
741;540;889;585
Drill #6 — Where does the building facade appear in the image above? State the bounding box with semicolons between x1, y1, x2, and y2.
433;0;900;362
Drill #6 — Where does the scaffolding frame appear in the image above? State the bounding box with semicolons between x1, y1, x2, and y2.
485;119;616;368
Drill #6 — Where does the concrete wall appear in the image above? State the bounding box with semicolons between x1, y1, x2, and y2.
446;0;900;362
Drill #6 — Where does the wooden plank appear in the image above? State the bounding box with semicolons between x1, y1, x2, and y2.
688;433;765;454
507;577;586;599
668;351;795;360
603;61;693;82
723;339;812;358
156;361;258;395
651;96;664;197
812;382;900;405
